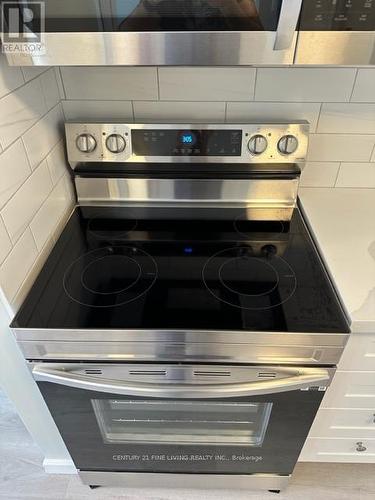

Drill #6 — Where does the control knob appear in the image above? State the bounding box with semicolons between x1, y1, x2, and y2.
278;135;298;155
106;134;126;154
248;135;268;155
76;133;96;153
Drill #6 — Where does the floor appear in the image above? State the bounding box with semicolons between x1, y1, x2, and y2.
1;389;374;500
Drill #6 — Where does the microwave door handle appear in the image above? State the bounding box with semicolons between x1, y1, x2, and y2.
274;0;303;50
33;365;330;399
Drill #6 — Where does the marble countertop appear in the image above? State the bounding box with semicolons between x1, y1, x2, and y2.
299;188;375;333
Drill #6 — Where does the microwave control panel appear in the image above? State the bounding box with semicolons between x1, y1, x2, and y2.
300;0;375;30
65;122;310;166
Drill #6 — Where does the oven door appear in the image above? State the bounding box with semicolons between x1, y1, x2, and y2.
2;0;302;66
296;0;375;64
33;363;333;475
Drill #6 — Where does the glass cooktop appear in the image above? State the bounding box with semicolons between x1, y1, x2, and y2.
11;206;349;333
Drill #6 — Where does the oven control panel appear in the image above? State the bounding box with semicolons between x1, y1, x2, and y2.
300;0;375;31
65;123;309;166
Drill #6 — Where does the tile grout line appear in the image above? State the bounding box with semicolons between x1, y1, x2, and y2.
334;162;342;188
28;222;40;253
370;141;375;162
56;98;375;104
252;68;258;101
58;67;67;100
20;136;33;172
349;68;359;102
315;103;323;132
0;100;62;157
156;67;161;101
0;213;13;265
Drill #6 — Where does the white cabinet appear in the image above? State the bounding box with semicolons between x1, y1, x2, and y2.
321;371;375;409
308;408;375;438
338;333;375;371
299;438;375;463
300;332;375;463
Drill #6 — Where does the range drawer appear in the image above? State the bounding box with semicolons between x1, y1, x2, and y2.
321;371;375;409
308;409;375;439
299;438;375;463
338;333;375;371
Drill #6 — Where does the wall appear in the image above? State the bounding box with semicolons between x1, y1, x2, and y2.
59;66;375;189
0;61;374;471
0;55;74;470
0;56;74;313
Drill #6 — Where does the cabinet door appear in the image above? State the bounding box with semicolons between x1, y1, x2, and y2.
299;438;375;463
321;371;375;409
339;333;375;371
308;409;375;439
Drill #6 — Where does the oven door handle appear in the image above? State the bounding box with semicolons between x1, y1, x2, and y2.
274;0;303;51
32;365;330;398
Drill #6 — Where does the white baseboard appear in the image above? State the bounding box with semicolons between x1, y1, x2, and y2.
43;458;77;475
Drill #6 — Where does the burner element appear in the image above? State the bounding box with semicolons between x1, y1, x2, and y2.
63;246;157;308
219;257;279;297
81;255;141;295
202;246;296;310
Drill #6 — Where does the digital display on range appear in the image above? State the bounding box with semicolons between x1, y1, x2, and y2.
180;132;197;146
131;129;242;157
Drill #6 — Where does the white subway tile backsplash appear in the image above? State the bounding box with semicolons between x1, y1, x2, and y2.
0;139;31;209
336;163;375;188
10;238;55;313
0;228;38;302
54;68;66;100
21;67;48;82
351;69;375;102
0;77;46;149
63;173;76;205
30;177;72;251
22;105;63;170
255;68;356;103
62;100;133;122
46;141;69;186
0;216;12;265
318;103;375;134
0;54;24;99
61;67;158;100
300;162;340;188
133;101;226;123
159;68;256;101
1;160;52;244
40;69;60;109
226;102;321;131
307;134;375;162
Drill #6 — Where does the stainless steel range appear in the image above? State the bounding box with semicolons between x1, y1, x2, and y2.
11;122;350;493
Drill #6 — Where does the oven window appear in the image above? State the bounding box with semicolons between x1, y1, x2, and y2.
32;1;283;32
92;399;272;446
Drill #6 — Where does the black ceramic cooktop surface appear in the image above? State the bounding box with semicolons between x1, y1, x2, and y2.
12;206;349;333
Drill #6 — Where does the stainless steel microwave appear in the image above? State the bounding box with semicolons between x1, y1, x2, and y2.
1;0;374;66
296;0;375;64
